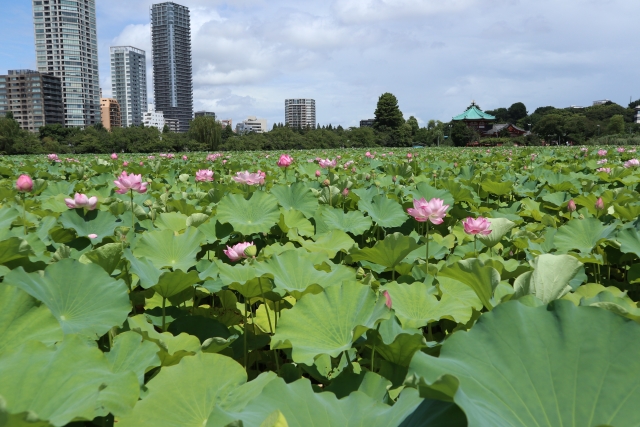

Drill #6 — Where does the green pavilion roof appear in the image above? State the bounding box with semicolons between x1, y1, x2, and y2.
452;105;496;121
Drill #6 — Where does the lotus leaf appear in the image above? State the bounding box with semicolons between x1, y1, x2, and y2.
217;191;280;235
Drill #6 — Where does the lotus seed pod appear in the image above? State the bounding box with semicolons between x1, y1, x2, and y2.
243;245;257;257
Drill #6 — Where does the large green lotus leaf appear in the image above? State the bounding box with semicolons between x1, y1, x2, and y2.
383;281;470;328
0;237;32;265
105;331;161;385
3;259;130;338
78;242;123;275
351;186;382;203
579;289;640;322
438;259;500;310
368;329;426;367
481;179;513;196
256;250;337;299
407;182;455;208
127;315;201;366
0;285;63;354
153;270;201;299
358;195;408;228
133;228;205;272
613;203;640;222
301;230;355;258
554;218;615;254
476;218;515;248
117;352;277;427
0;335;139;427
123;250;161;289
58;209;119;240
398;398;467;427
408;301;640;427
617;228;640;258
218;262;258;286
350;233;420;272
271;282;389;364
271;182;318;218
437;277;483;321
155;212;188;232
514;254;582;303
0;208;19;229
279;209;314;238
217;192;280;235
318;206;372;236
210;377;424;427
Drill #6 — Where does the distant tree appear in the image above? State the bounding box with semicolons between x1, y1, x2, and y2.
629;99;640;109
508;102;528;122
406;116;419;136
608;115;625;134
374;93;404;130
534;114;565;143
485;107;509;123
162;124;170;134
5;111;14;120
450;121;473;147
188;116;221;150
221;124;234;141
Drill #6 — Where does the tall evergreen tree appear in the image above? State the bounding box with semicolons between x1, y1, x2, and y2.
374;93;404;130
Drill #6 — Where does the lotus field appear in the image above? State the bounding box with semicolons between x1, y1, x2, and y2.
3;147;640;427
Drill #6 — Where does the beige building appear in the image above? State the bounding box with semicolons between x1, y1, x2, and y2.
236;116;267;134
100;98;121;131
220;119;233;129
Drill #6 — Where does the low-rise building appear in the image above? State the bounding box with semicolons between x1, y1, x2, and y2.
593;99;612;106
0;69;63;132
236;116;267;133
220;119;233;128
635;106;640;124
360;119;375;128
100;98;121;131
195;111;216;119
143;104;165;130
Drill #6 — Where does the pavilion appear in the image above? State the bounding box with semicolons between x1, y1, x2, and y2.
453;102;529;138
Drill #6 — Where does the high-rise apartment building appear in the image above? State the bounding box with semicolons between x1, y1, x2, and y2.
32;0;101;128
100;98;121;131
285;99;316;129
151;2;193;133
110;46;147;127
0;70;64;132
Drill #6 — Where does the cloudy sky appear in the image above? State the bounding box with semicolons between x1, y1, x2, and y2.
2;0;639;128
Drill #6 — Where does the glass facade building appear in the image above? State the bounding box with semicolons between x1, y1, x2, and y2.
110;46;147;127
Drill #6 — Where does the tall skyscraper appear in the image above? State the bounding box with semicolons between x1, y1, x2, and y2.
32;0;101;128
110;46;147;127
285;99;316;129
151;2;193;133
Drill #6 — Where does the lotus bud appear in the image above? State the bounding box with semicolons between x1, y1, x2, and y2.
15;175;33;192
392;176;397;183
342;188;349;197
383;290;392;309
351;167;357;173
315;170;321;177
365;174;371;181
595;197;604;211
567;200;576;212
322;179;330;187
243;244;257;258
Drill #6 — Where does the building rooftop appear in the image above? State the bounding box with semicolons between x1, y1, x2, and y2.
453;103;496;121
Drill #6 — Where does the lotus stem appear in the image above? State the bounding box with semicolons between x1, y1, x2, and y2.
425;221;430;266
21;193;27;236
428;323;434;342
161;297;167;331
474;236;478;258
244;300;249;370
259;278;273;335
130;189;134;232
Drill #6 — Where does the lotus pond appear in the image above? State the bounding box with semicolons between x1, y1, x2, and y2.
1;147;640;427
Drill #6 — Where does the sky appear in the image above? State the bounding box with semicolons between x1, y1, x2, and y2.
1;0;639;129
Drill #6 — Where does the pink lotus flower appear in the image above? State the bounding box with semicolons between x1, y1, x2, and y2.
319;159;337;168
88;234;98;239
628;149;636;153
597;150;607;157
159;153;167;158
342;188;349;197
407;153;412;159
567;199;577;212
114;171;148;194
365;151;374;159
407;198;449;224
462;217;492;236
167;153;175;159
580;147;588;152
207;153;222;161
233;171;265;186
596;167;611;173
597;159;608;165
139;162;144;166
307;159;315;163
16;175;33;193
315;170;321;177
123;161;129;167
624;159;640;168
617;147;625;153
195;169;214;182
351;167;357;173
595;197;605;210
277;154;293;167
183;155;188;161
65;193;98;210
47;153;59;161
111;153;118;160
383;290;392;309
148;156;155;160
224;242;255;262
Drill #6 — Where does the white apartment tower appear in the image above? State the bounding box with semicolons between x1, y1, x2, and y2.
32;0;101;128
285;99;316;129
110;46;147;127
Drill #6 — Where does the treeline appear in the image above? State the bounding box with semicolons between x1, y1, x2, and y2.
1;95;639;154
